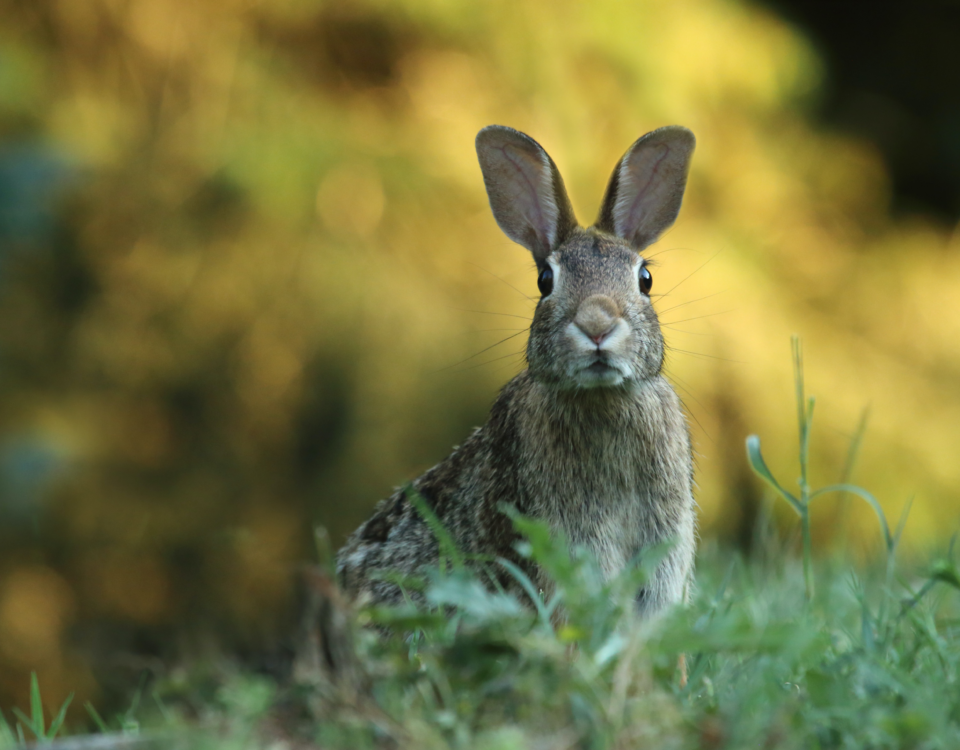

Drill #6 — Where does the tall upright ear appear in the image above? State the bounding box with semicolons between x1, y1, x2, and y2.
595;126;695;250
476;125;578;263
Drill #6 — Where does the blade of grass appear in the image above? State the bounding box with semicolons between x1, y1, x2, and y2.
801;395;815;497
30;672;44;738
85;702;109;733
834;406;871;536
892;496;913;553
47;694;73;739
792;336;806;485
0;711;15;746
408;487;465;572
809;483;892;552
497;557;549;622
11;710;37;741
745;435;802;514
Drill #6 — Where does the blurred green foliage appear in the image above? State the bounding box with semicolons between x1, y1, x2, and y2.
313;512;960;749
0;0;958;721
8;509;960;749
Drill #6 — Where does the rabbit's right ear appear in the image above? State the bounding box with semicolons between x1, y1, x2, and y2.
595;126;695;251
476;126;578;263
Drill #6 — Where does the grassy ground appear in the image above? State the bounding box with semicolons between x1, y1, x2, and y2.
4;344;960;749
4;525;960;750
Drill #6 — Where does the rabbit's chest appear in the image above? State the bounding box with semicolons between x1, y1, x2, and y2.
522;429;676;579
517;384;692;580
541;452;653;576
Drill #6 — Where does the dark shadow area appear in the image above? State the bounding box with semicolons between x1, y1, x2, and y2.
759;1;960;219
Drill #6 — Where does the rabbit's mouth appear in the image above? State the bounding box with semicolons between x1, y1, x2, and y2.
586;360;615;374
575;357;627;388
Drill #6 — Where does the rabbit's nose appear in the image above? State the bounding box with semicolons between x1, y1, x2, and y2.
575;294;620;345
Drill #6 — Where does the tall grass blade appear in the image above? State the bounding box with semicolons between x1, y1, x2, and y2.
408;487;465;572
496;557;549;622
30;672;44;738
0;711;15;746
84;703;109;733
792;335;805;441
47;694;73;739
11;710;36;740
792;337;813;504
809;483;892;552
745;435;802;514
802;395;815;482
892;496;913;552
835;406;871;533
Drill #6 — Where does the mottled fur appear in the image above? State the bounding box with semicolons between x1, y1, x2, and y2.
338;125;698;616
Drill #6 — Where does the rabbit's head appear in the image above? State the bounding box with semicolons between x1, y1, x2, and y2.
476;125;695;390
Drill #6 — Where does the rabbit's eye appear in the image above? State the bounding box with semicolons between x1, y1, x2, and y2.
638;265;653;295
537;266;554;297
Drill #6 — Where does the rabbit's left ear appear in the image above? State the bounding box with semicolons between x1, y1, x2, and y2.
476;125;578;264
595;126;695;251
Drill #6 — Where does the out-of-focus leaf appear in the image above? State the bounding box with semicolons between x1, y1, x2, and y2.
927;559;960;591
363;606;448;633
426;573;526;622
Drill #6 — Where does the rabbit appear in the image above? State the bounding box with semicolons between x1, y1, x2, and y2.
337;124;697;617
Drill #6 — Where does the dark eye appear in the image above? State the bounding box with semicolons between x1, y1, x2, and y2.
638;265;652;295
537;265;554;297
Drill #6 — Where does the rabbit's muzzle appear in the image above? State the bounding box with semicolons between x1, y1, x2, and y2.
566;294;634;388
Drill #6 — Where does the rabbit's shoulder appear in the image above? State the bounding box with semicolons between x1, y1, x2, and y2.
343;370;532;542
336;371;536;599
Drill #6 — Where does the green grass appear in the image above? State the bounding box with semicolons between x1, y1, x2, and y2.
0;673;72;745
291;525;960;749
5;343;960;749
5;538;960;749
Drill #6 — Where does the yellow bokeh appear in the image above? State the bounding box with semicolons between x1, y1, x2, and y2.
0;0;957;713
0;567;73;667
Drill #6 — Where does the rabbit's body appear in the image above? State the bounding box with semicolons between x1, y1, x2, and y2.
338;126;698;616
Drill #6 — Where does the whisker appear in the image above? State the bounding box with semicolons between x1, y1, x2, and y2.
468;261;536;302
657;250;723;300
666;370;709;414
663;326;715;337
665;373;714;444
656;291;725;316
434;330;528;372
665;345;746;364
491;352;529;376
643;245;699;261
452;308;533;321
661;310;733;325
447;348;528;374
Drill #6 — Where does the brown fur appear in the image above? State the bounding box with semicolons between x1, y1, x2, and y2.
338;126;698;616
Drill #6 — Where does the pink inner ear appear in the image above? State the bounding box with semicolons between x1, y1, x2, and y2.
499;143;558;249
616;143;672;241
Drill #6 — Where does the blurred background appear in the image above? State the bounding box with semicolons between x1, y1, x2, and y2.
1;0;959;718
